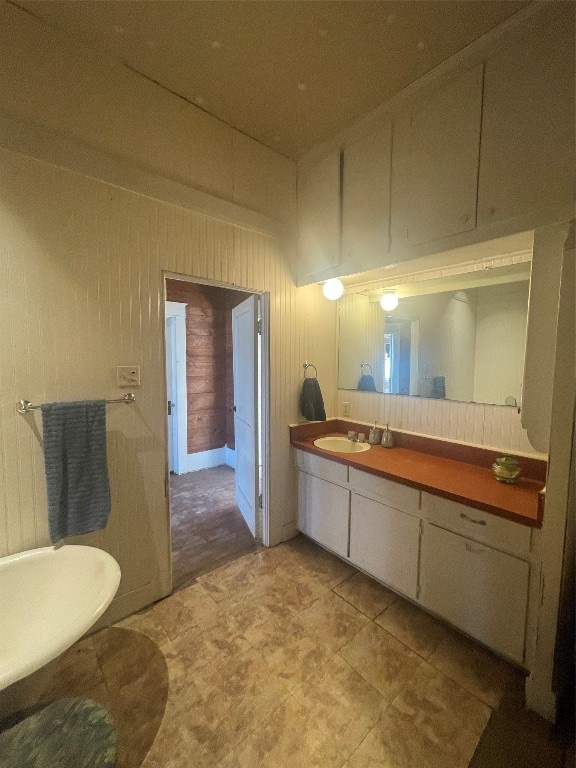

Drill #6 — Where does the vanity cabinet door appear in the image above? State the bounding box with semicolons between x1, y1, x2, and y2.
404;65;483;246
349;493;420;599
419;522;529;664
297;471;350;559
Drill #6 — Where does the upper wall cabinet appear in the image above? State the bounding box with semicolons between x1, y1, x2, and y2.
341;123;392;272
403;65;484;246
297;125;392;284
296;4;574;284
297;149;342;284
477;6;575;230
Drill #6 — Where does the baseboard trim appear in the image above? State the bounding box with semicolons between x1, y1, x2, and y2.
92;581;161;630
280;521;298;543
525;675;557;722
225;447;236;469
184;448;227;473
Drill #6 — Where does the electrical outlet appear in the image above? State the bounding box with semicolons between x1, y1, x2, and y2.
117;365;141;387
342;401;351;417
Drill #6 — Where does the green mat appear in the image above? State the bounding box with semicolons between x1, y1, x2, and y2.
0;697;116;768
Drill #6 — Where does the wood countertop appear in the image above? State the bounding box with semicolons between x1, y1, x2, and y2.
291;430;545;528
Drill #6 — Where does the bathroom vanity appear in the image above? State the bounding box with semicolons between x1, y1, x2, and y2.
290;420;546;668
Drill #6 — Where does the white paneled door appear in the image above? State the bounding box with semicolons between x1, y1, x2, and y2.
165;315;177;473
165;302;187;475
232;294;260;538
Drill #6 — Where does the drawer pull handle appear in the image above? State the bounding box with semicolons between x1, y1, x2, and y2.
460;512;486;526
465;542;486;554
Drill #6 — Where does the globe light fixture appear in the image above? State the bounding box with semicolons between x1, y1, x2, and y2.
322;278;344;300
380;292;399;311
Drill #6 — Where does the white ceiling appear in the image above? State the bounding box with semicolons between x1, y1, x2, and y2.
16;0;528;159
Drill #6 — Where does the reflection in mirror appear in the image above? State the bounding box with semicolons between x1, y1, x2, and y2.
338;261;531;406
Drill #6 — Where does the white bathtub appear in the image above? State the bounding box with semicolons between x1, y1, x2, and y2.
0;545;121;690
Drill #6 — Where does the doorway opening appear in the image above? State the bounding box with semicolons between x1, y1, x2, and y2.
164;275;269;593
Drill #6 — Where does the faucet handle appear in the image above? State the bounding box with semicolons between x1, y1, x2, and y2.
347;430;357;441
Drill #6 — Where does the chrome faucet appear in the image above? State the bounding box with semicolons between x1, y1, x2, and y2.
347;430;358;442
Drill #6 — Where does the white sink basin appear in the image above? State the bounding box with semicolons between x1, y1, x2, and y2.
0;545;121;691
313;436;371;454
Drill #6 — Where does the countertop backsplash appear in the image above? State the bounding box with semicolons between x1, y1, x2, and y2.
336;390;544;459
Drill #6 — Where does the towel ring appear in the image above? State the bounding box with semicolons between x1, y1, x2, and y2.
303;362;317;379
360;362;373;375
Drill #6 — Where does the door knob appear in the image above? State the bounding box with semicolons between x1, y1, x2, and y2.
168;400;174;415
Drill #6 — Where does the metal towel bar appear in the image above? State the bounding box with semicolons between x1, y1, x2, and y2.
303;361;318;378
17;393;136;414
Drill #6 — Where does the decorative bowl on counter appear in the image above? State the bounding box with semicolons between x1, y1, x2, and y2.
492;456;522;484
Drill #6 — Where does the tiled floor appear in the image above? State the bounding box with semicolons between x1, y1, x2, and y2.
3;535;570;767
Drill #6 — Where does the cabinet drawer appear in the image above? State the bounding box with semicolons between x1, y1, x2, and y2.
419;522;529;664
349;467;420;514
421;492;532;557
295;449;348;487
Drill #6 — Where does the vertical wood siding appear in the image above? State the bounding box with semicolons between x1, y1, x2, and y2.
165;279;244;455
0;147;336;619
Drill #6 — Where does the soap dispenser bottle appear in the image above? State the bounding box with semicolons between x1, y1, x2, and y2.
381;424;394;448
368;422;381;445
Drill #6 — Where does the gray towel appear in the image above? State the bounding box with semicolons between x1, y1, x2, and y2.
41;400;111;544
300;378;326;421
357;374;377;392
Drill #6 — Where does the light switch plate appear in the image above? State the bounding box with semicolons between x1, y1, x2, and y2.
117;366;141;387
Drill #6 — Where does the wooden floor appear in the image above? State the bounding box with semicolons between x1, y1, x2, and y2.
169;465;261;592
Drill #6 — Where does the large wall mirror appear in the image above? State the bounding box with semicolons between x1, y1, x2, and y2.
338;244;532;407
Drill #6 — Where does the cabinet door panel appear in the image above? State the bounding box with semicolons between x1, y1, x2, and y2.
297;150;341;283
419;522;529;663
350;493;420;599
298;471;350;558
406;65;483;245
342;124;391;271
477;5;575;229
